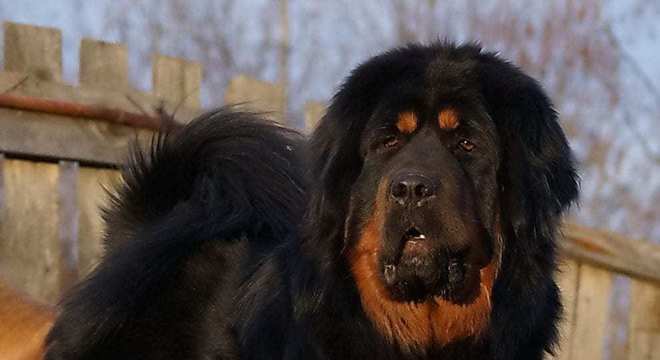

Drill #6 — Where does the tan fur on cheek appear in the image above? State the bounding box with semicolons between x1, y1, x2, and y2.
431;261;496;345
396;112;418;134
438;108;460;130
349;219;434;351
347;182;496;351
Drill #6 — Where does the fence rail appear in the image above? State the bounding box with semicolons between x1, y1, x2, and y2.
0;21;658;360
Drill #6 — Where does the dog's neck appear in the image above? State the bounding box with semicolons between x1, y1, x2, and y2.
347;219;496;352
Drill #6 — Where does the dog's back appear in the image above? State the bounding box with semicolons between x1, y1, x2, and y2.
44;109;306;359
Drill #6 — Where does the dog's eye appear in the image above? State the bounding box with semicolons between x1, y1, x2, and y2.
458;139;475;152
383;135;400;149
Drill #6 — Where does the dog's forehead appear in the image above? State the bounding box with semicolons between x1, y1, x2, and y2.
369;58;480;113
353;50;497;138
366;94;482;133
425;56;480;86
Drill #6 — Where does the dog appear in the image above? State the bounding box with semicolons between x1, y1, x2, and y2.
45;42;578;359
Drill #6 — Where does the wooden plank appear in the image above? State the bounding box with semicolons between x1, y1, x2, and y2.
549;258;580;360
58;161;79;291
77;167;120;276
80;39;129;89
0;155;3;215
304;101;325;132
0;69;199;163
0;158;61;303
0;108;150;165
224;74;285;124
606;276;631;360
561;223;660;284
0;71;202;126
153;55;202;110
3;22;62;82
569;264;613;360
627;279;660;360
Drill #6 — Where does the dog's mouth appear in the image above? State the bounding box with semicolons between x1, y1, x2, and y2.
400;226;430;257
381;225;482;303
399;226;434;265
403;226;426;240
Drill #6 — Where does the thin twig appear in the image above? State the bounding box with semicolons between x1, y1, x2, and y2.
621;108;660;164
124;94;151;117
1;75;29;94
170;85;200;119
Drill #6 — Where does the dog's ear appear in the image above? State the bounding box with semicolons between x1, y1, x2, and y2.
305;107;364;256
304;56;399;255
478;60;579;239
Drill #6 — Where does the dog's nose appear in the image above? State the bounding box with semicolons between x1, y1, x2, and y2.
389;173;436;206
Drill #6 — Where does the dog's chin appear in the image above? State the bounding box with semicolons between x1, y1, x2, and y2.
382;262;483;304
380;229;484;304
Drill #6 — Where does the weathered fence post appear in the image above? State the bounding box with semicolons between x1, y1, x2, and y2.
153;55;202;111
0;23;66;302
225;75;285;124
77;39;132;276
569;265;613;359
627;280;660;359
80;38;129;90
3;22;62;82
0;157;61;303
76;168;119;276
58;161;80;290
550;259;580;360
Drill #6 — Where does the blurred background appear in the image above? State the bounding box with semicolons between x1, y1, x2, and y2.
0;1;658;359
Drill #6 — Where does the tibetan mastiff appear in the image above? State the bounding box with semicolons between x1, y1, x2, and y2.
45;42;578;359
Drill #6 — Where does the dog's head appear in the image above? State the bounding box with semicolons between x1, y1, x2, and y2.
305;43;578;349
348;103;497;304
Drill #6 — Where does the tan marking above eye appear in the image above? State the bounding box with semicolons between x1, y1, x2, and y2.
396;112;418;134
438;108;460;130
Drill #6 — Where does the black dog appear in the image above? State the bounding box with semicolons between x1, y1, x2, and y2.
45;42;578;359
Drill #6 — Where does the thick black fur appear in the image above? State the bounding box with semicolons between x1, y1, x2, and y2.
45;42;578;360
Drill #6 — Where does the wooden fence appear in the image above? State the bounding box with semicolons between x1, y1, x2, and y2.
0;22;658;359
